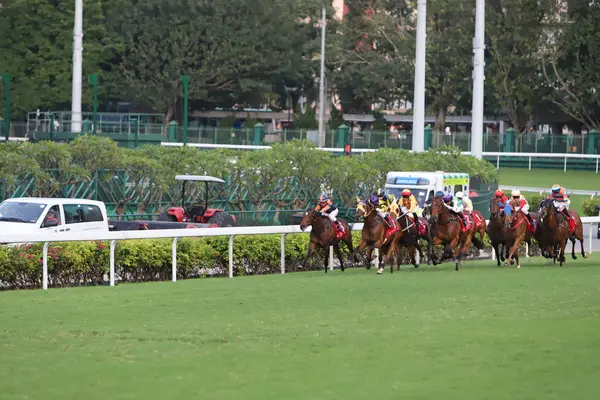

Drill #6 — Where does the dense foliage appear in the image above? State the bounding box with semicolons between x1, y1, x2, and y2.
1;0;598;131
0;137;499;213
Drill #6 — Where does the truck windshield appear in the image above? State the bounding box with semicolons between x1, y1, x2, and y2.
0;202;47;223
387;188;429;207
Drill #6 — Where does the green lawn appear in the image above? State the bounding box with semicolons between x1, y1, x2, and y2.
499;168;600;191
2;256;600;399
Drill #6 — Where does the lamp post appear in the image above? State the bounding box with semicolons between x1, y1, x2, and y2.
318;6;327;148
181;75;189;146
89;74;98;134
0;73;10;141
470;0;485;159
412;0;427;152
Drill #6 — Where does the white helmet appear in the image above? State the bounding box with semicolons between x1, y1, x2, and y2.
455;191;464;199
511;189;521;197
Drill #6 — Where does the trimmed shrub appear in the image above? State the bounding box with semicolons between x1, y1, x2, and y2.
582;198;600;216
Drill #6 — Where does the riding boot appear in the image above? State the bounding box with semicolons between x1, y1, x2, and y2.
334;219;343;232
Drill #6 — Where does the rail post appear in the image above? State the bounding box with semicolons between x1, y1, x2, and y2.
329;246;334;271
280;234;287;274
589;224;593;255
172;237;179;282
42;242;49;290
228;235;235;278
109;240;117;286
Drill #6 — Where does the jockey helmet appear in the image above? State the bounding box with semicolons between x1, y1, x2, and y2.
494;189;504;197
551;184;561;193
318;193;329;203
376;188;386;197
401;189;411;197
511;189;521;198
369;195;380;205
455;191;464;199
435;191;444;198
442;194;452;203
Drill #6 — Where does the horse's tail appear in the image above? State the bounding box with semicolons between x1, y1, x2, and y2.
471;235;485;250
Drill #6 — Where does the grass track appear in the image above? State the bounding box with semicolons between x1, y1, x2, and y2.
2;256;600;399
499;168;600;191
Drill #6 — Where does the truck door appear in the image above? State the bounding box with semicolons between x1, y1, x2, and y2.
39;205;65;233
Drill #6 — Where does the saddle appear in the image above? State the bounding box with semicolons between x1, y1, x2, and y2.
407;215;427;236
384;218;398;240
459;213;473;232
321;216;345;239
563;211;576;233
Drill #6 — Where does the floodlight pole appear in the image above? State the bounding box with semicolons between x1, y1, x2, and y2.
412;0;427;152
471;0;485;159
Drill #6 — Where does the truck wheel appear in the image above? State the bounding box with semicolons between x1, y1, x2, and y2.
159;211;177;222
207;212;235;227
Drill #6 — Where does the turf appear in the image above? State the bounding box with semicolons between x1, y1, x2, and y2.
499;168;600;191
2;256;600;399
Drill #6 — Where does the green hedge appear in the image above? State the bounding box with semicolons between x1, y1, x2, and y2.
582;198;600;216
0;137;499;214
0;232;544;290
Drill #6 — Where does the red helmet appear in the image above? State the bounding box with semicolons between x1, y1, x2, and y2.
494;189;504;197
401;189;411;197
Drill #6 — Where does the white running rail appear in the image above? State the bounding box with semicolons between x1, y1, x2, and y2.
1;217;599;290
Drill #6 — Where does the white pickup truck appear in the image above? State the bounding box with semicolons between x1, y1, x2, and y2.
0;197;215;237
0;197;110;235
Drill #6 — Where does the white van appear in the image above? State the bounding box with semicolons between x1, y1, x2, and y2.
0;198;109;235
384;171;470;206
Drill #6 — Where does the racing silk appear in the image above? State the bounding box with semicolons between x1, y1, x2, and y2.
496;195;509;209
446;197;464;213
462;197;473;212
513;196;528;209
401;195;419;213
315;199;336;213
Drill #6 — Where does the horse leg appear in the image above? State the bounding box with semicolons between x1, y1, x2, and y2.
580;234;587;258
302;241;317;269
334;245;345;272
493;243;501;267
570;237;577;260
344;236;358;264
377;247;386;274
504;235;523;266
559;237;568;266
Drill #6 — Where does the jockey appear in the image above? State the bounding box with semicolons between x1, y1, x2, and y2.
368;195;395;229
456;191;473;214
400;189;421;224
315;193;344;233
511;189;535;227
549;186;574;230
494;189;508;209
442;193;469;227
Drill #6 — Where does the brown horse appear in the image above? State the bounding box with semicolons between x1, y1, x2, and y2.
351;198;398;273
300;208;354;272
502;201;536;268
538;199;570;266
566;210;587;260
383;201;421;272
429;197;485;271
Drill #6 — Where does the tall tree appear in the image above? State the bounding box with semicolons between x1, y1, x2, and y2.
0;0;115;118
486;0;558;134
424;0;474;131
541;0;600;130
111;0;321;122
329;0;414;113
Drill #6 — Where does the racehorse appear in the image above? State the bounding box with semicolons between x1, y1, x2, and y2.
429;196;485;271
502;202;535;268
566;210;587;260
487;197;510;266
384;201;420;272
538;199;571;266
392;210;433;267
300;208;355;272
351;198;398;273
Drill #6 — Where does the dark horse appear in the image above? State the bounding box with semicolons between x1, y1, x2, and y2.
390;210;433;269
429;197;485;271
300;208;355;272
487;197;510;266
538;199;570;266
